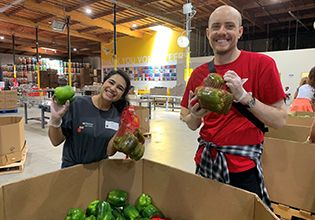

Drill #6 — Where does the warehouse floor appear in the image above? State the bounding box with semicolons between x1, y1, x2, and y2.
0;106;199;186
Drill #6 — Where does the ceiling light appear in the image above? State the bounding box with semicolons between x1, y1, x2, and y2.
85;8;92;14
0;36;4;40
313;21;315;30
73;48;77;52
131;24;137;28
177;36;189;48
51;20;66;32
149;25;171;32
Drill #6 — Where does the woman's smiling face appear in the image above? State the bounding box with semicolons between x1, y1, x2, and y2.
100;74;127;102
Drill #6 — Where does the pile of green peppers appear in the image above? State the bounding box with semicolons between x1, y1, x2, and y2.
112;129;145;161
196;73;233;114
54;85;75;105
64;189;166;220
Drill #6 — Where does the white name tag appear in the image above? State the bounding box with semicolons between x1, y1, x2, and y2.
105;121;119;131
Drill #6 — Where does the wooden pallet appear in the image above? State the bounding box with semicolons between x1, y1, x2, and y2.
0;108;18;114
0;147;27;175
272;203;315;220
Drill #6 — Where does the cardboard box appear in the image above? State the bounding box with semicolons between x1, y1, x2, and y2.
286;115;314;126
134;106;150;134
263;137;315;212
0;90;18;110
0;159;278;220
265;124;310;142
0;117;25;156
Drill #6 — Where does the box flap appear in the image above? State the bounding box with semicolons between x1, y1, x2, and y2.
2;163;99;220
142;160;256;220
0;186;4;220
265;125;310;142
99;159;143;203
263;138;315;212
254;196;279;220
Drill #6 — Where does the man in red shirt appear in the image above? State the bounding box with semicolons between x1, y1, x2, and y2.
180;5;287;207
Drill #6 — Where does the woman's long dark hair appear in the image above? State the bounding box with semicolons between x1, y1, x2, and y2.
103;69;131;113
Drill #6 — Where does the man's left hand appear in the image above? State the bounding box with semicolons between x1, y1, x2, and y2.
223;70;247;102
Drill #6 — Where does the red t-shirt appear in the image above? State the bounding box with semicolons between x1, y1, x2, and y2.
181;50;286;173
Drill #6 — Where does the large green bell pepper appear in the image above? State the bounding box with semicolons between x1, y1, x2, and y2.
86;200;100;217
65;208;86;220
123;204;140;220
107;189;128;207
196;86;233;114
135;193;152;212
54;85;75;105
96;201;113;220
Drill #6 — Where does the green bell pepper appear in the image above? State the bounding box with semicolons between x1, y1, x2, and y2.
86;200;100;217
112;207;126;220
134;128;145;144
96;201;113;220
129;142;144;161
135;193;152;212
123;204;140;220
113;133;139;154
107;189;128;207
141;204;164;219
204;73;225;88
54;85;75;105
65;208;85;220
196;86;233;114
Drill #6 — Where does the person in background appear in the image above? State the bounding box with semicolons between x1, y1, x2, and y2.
180;5;287;208
48;69;131;168
293;77;308;99
289;66;315;112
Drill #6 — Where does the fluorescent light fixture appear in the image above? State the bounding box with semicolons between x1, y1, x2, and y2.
85;8;92;14
149;25;171;32
51;20;66;32
0;36;4;40
40;47;57;53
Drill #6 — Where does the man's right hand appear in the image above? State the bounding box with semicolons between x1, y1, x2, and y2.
188;90;209;119
48;97;70;128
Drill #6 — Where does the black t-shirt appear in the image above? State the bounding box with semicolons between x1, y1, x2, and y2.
61;96;120;168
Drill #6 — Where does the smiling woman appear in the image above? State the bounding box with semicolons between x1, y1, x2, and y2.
48;69;131;168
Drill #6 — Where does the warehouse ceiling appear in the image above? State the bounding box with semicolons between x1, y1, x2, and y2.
0;0;314;57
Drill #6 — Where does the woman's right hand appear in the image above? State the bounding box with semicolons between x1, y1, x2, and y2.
48;97;70;128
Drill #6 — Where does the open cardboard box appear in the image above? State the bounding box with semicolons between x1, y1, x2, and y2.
263;137;315;213
0;116;25;166
265;124;310;142
0;159;278;220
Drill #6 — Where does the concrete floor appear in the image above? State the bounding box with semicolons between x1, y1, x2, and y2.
0;105;199;186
